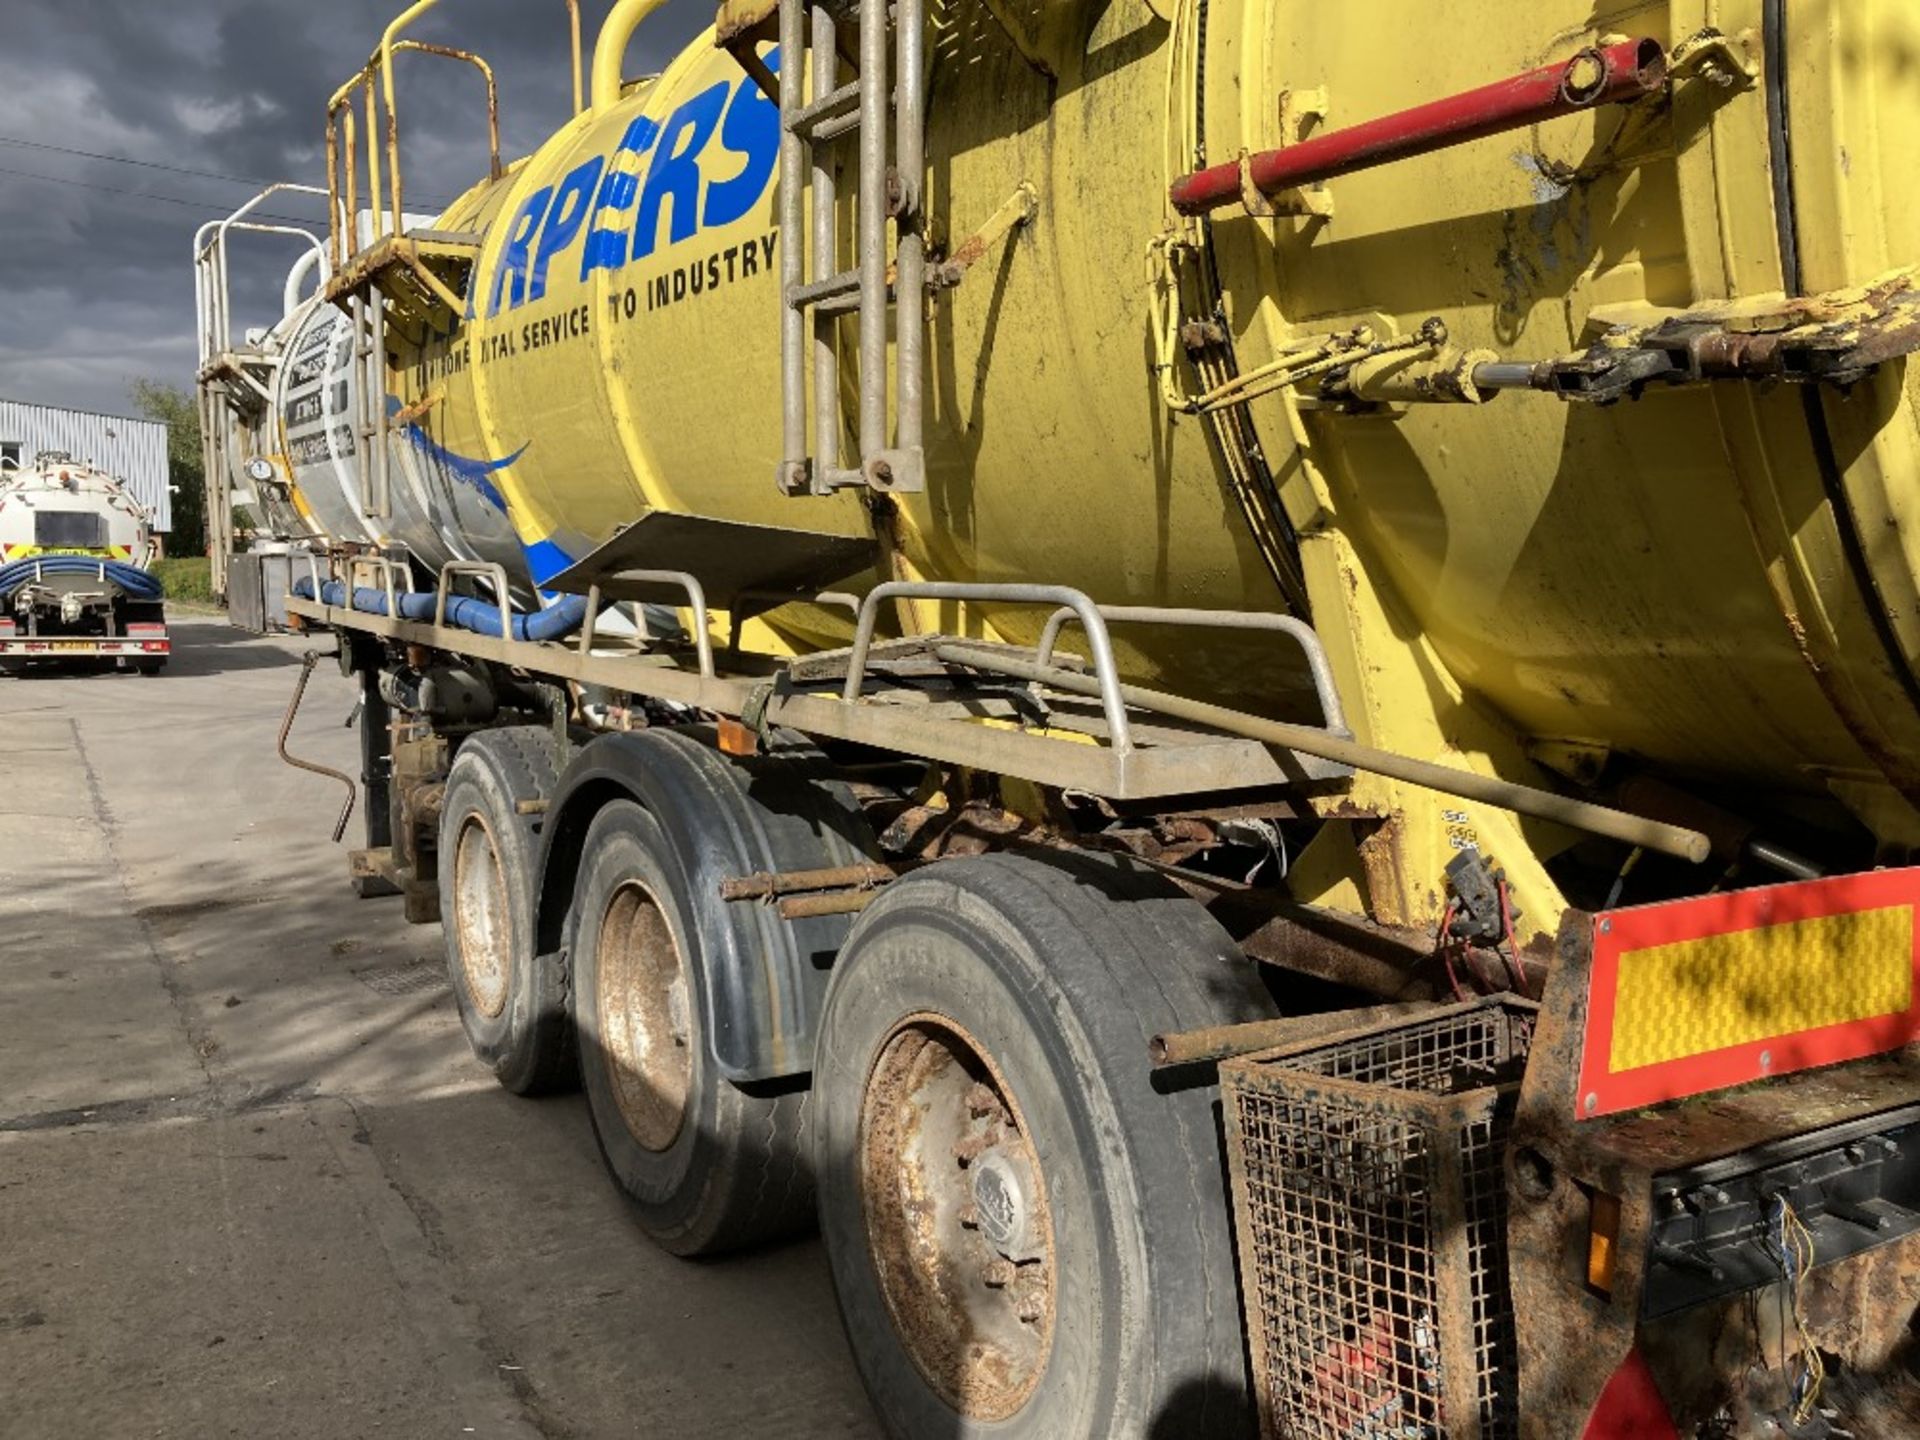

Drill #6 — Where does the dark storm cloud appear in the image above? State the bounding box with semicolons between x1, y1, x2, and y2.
0;0;709;411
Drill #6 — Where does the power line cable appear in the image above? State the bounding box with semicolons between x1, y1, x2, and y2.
0;133;283;189
0;135;458;211
0;162;327;225
0;133;460;210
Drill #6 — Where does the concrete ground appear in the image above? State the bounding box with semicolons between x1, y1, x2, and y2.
0;615;882;1440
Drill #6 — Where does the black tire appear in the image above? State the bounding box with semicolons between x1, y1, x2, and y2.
570;798;812;1256
137;660;165;677
813;851;1275;1440
439;725;578;1095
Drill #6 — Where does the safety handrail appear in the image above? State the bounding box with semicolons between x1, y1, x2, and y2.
325;1;581;270
1036;605;1351;738
842;582;1135;756
593;0;671;115
348;554;410;617
193;185;331;364
393;39;503;187
435;561;515;640
577;570;716;678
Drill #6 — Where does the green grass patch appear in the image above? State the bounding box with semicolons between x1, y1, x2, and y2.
152;557;219;607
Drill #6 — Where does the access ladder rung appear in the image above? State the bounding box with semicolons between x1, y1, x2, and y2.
787;80;861;139
789;268;861;310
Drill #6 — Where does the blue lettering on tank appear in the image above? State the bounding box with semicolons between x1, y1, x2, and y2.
488;185;555;317
702;57;781;229
529;155;605;302
487;53;786;317
631;80;729;262
581;115;659;279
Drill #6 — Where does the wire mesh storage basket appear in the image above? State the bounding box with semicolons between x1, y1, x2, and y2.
1219;997;1537;1440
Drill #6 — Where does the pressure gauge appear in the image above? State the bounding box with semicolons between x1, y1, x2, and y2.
245;457;276;484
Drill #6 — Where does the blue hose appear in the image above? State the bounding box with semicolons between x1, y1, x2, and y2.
0;555;164;601
293;576;585;642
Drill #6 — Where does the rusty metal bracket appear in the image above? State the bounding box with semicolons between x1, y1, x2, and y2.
929;183;1038;290
1667;26;1760;90
1245;87;1334;218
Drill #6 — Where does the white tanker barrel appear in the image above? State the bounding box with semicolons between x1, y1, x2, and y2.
0;457;167;630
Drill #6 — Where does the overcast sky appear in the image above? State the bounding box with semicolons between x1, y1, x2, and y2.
0;0;711;415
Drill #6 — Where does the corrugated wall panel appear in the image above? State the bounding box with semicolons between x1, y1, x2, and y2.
0;399;172;531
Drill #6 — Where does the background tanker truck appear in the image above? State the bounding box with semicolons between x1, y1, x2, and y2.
204;0;1920;1435
0;452;169;674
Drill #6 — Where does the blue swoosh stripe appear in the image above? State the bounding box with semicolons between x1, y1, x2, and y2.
384;396;525;513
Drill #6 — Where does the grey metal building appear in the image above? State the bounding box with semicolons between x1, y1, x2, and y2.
0;398;172;531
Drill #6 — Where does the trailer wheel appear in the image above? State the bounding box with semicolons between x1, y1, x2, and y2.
813;852;1273;1440
570;798;811;1255
439;726;577;1094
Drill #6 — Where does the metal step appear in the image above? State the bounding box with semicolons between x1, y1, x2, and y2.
788;268;860;310
786;80;860;138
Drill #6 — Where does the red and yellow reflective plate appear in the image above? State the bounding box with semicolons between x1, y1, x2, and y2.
1579;868;1920;1119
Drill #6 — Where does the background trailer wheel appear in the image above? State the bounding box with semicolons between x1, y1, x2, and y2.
438;726;578;1095
548;728;874;1257
812;852;1277;1440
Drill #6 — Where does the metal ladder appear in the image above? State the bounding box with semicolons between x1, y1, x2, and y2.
775;0;926;497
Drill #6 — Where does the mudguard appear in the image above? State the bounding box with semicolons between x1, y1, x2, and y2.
532;726;872;1083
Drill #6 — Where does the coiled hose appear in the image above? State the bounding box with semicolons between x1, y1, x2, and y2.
0;555;164;601
292;576;586;642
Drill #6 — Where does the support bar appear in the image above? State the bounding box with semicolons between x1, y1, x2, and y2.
843;582;1135;756
1170;38;1666;216
1036;604;1350;737
935;643;1711;863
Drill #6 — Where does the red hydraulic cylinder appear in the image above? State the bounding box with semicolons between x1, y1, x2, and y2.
1169;38;1667;217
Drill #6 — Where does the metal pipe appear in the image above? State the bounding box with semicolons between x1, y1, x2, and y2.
1150;1003;1428;1068
394;41;503;185
934;643;1712;862
810;2;839;483
778;891;877;919
1170;38;1667;216
1468;360;1547;391
362;78;382;241
370;293;390;519
283;246;325;315
777;0;807;488
605;568;716;678
324;115;342;270
200;185;330;353
1036;604;1349;735
279;651;358;844
856;0;888;463
845;583;1135;755
894;0;926;456
375;0;444;232
1745;837;1824;882
719;861;900;901
592;0;671;116
342;104;359;251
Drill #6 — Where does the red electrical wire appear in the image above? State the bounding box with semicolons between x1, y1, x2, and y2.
1496;878;1535;998
1435;899;1469;1001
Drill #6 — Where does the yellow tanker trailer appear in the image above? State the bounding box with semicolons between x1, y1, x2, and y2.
242;0;1920;1434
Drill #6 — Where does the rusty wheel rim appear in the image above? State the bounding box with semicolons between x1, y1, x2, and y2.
860;1014;1056;1421
595;881;692;1152
452;813;511;1019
